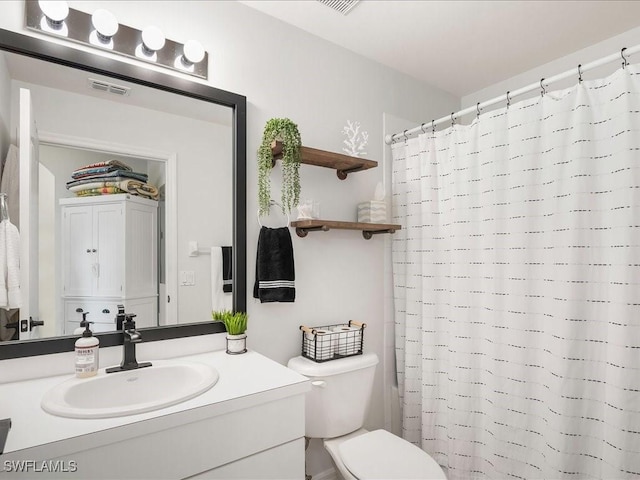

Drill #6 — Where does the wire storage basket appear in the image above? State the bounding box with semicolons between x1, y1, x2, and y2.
299;320;366;362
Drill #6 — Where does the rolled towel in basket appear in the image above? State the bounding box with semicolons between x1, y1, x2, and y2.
253;226;295;303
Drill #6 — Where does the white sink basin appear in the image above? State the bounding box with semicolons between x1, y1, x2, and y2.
41;360;219;419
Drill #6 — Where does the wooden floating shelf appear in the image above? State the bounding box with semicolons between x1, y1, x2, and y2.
271;141;377;179
291;219;401;240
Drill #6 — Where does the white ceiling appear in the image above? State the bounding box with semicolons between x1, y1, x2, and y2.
239;0;640;97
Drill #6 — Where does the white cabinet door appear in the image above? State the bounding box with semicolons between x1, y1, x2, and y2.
125;203;157;297
93;203;123;297
62;205;94;297
61;195;158;329
62;203;125;297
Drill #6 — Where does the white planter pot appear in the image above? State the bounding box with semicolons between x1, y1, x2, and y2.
226;333;247;354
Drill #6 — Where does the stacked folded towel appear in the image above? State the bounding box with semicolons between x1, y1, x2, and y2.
66;160;159;200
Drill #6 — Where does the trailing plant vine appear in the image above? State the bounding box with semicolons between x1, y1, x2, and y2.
257;118;302;216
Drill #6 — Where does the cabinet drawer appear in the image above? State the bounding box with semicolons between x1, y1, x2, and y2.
65;300;119;324
64;298;158;334
64;300;120;334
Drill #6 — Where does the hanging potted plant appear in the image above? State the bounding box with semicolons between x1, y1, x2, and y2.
257;118;302;216
212;310;248;354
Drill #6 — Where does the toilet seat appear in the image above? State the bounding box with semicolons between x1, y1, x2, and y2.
338;429;446;479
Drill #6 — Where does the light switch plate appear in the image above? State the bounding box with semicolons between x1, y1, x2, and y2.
180;271;195;286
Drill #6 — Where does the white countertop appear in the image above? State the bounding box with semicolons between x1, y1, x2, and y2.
0;349;310;456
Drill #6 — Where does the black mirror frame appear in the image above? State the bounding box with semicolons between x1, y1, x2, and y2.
0;29;246;360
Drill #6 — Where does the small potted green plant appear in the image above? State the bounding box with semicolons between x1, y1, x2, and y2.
257;117;302;216
212;310;248;354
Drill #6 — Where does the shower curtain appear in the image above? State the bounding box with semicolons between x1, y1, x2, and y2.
392;64;640;479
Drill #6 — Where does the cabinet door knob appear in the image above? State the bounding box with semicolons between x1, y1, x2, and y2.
102;309;110;314
86;249;91;253
75;307;84;312
92;249;97;253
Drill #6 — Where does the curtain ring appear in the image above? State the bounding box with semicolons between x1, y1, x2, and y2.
421;123;427;133
451;112;456;126
476;102;481;119
506;90;511;109
431;119;435;133
621;47;629;68
540;78;546;97
403;129;409;143
578;64;583;83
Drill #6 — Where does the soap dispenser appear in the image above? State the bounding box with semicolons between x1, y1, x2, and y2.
73;311;90;335
75;321;99;378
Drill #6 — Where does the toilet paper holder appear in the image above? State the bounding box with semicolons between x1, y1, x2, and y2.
299;320;366;363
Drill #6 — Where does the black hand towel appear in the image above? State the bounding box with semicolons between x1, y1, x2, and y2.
222;246;232;293
253;226;295;303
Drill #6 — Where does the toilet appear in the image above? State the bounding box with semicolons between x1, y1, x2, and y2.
287;353;447;480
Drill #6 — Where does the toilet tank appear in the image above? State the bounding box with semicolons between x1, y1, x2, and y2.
287;353;378;439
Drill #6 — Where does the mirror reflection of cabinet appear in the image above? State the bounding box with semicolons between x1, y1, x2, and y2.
60;194;158;333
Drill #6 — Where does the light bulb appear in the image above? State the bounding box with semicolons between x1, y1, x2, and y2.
91;9;119;45
38;0;69;34
141;26;165;56
182;40;205;65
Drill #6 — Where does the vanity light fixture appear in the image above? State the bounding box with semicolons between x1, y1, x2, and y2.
38;0;69;36
25;1;209;79
90;9;118;49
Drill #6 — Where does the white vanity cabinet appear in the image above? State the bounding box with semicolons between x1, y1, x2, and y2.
60;195;158;332
43;394;306;479
0;350;310;480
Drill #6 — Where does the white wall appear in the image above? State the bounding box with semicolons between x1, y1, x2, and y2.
0;2;459;476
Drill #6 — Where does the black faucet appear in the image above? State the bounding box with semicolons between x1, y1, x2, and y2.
114;304;126;331
106;311;152;374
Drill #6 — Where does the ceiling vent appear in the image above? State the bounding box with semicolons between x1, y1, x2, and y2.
316;0;361;15
87;78;131;96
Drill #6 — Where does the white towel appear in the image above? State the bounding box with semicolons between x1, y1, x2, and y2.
210;246;232;313
0;219;21;310
0;145;19;229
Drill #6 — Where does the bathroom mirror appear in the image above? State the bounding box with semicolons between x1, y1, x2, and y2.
0;29;246;359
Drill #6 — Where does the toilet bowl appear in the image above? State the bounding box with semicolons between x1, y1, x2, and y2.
287;353;446;480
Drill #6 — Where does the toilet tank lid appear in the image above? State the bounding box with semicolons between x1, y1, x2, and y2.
287;352;378;377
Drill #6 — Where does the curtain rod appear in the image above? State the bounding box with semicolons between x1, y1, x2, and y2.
385;44;640;145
